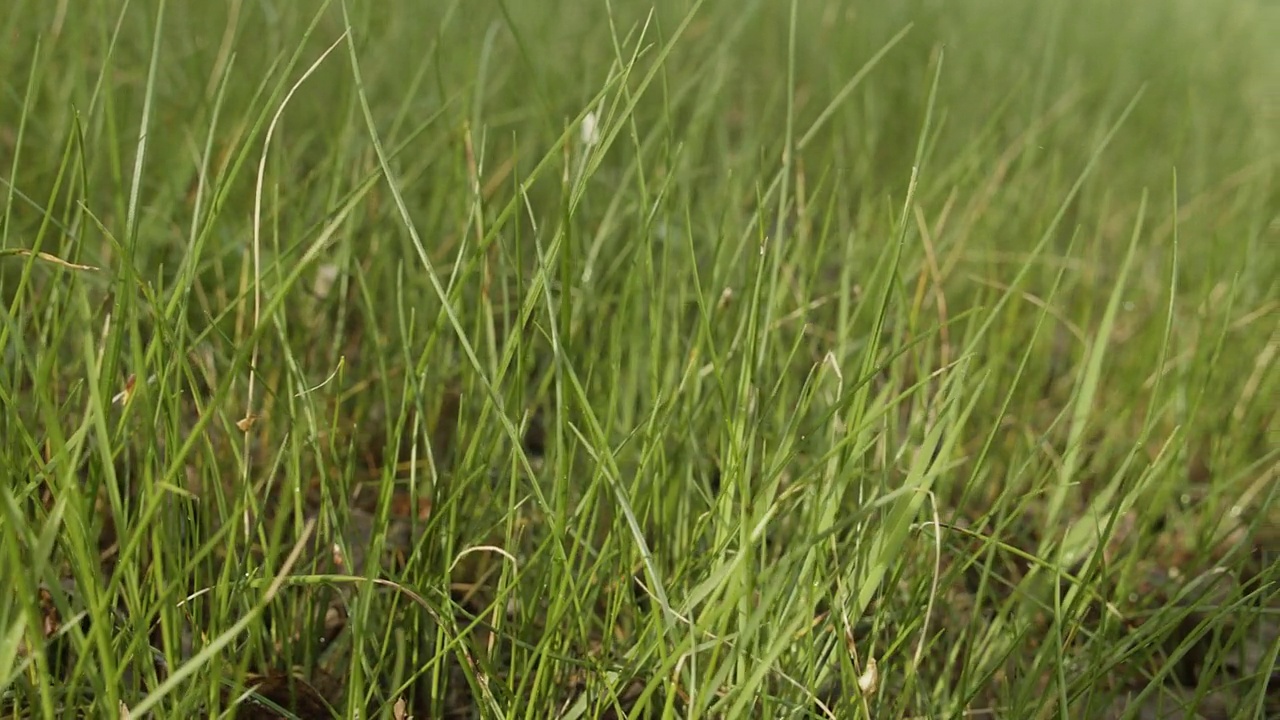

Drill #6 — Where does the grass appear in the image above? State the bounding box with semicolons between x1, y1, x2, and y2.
1;0;1277;717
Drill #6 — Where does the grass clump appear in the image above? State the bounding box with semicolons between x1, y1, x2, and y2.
2;0;1277;717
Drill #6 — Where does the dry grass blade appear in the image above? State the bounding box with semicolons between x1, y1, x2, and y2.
0;247;99;270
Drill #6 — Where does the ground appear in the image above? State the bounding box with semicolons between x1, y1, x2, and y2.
1;0;1277;718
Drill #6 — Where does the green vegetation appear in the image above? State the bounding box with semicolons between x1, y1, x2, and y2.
2;0;1276;717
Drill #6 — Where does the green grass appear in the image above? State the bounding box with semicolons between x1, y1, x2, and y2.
2;0;1277;717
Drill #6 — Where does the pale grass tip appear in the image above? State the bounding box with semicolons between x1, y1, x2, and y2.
857;656;879;695
581;109;601;147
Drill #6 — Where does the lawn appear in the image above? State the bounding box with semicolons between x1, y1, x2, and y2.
1;0;1277;717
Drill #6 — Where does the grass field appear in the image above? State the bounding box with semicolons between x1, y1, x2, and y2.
2;0;1277;717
